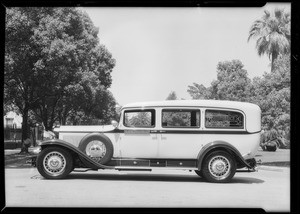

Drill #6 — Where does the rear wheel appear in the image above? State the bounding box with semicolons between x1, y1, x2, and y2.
37;147;74;179
201;150;236;183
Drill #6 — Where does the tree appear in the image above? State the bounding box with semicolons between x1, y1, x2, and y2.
213;60;252;101
187;56;290;137
187;83;211;99
5;7;116;152
187;60;252;102
67;89;118;125
3;102;19;116
248;8;290;72
250;54;290;133
5;8;44;152
29;9;115;129
166;91;178;100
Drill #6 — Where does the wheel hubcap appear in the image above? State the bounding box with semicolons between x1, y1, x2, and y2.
208;155;231;180
86;140;107;162
43;151;66;176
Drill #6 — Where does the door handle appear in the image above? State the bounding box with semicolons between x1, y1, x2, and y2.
159;130;166;133
150;130;158;133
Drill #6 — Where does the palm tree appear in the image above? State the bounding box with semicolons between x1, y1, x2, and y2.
248;8;290;72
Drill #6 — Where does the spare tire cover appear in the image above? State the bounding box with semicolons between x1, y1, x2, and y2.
78;133;114;165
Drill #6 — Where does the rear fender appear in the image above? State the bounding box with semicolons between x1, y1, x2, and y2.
40;139;114;169
197;141;253;170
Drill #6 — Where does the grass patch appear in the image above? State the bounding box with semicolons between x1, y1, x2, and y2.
5;153;33;161
5;152;36;167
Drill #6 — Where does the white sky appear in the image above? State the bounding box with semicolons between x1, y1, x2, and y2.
80;3;291;106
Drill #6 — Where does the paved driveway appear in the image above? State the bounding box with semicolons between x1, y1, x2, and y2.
5;167;290;212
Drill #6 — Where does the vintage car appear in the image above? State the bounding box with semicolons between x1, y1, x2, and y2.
35;100;261;183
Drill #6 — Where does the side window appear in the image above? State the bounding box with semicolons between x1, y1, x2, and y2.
205;109;244;129
162;109;200;128
124;109;155;128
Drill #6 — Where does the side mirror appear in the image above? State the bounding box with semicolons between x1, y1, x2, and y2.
111;120;119;128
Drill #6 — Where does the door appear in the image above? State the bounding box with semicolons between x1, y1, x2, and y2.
158;108;203;159
119;109;159;158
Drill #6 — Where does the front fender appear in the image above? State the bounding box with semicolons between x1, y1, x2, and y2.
197;141;253;170
40;139;114;169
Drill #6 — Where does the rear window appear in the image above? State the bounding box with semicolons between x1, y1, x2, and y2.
205;109;244;129
162;109;200;128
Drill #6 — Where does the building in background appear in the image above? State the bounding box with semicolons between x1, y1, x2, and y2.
4;111;22;129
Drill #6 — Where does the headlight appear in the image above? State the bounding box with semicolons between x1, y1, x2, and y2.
31;146;41;154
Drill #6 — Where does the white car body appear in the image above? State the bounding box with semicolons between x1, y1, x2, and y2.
38;100;261;182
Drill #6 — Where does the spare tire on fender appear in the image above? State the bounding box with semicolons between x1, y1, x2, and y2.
78;133;114;166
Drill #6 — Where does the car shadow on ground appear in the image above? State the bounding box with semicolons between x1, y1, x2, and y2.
230;176;264;184
48;172;265;184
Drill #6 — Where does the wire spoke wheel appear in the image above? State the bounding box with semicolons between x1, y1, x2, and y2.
202;151;236;183
43;151;66;176
208;155;231;180
37;146;74;179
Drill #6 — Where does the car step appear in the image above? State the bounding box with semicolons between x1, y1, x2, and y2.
115;166;152;171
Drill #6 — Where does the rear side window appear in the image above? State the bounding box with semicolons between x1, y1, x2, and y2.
162;109;200;128
205;109;244;129
124;109;155;128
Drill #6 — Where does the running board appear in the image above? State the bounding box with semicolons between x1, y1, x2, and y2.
73;168;98;172
115;167;152;171
114;166;197;171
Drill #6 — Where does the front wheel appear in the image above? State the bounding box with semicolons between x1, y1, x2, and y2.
37;146;74;179
201;151;236;183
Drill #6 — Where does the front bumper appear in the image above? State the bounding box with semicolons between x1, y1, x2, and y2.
245;158;257;168
25;155;37;167
26;146;41;167
242;158;257;172
236;158;258;172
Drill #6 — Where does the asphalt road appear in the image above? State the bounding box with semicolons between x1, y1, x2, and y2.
5;167;290;212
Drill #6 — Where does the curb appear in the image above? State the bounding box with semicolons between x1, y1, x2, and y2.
257;165;290;172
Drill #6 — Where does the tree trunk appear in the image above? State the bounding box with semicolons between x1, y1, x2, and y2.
61;117;66;125
20;107;29;153
271;52;278;72
61;108;69;125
